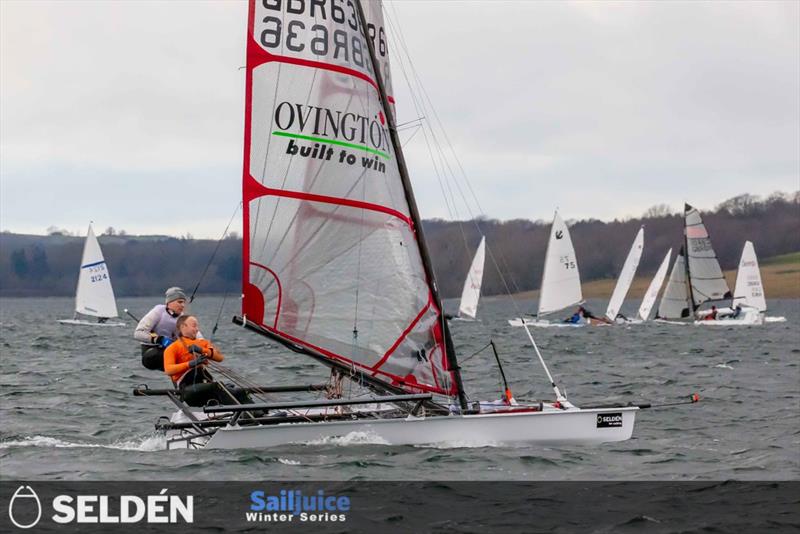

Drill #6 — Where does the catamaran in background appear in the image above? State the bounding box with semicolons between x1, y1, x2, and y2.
508;211;585;328
58;224;124;327
451;236;485;321
134;0;658;449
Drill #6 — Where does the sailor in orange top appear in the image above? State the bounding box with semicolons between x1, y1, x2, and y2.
163;315;224;387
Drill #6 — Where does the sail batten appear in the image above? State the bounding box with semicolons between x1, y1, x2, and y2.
241;0;459;398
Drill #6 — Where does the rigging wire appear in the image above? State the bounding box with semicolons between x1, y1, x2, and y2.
384;3;569;402
385;3;530;319
188;202;242;304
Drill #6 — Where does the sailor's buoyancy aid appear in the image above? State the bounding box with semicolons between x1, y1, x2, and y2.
150;305;179;339
139;305;179;371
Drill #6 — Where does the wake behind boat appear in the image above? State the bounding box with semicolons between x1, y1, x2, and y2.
132;0;672;450
58;224;124;327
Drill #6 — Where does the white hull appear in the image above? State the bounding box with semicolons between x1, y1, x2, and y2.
765;316;787;323
58;319;125;327
202;406;638;449
694;307;764;326
653;318;691;326
508;318;584;328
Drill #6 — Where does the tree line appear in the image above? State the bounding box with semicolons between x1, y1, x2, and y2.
1;192;797;298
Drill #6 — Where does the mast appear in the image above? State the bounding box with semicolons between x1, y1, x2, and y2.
354;1;468;412
683;204;697;312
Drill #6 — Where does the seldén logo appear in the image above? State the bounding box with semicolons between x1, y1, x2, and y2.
8;486;42;529
7;486;193;528
247;489;350;524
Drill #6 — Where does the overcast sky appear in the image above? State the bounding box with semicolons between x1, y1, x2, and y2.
1;1;798;238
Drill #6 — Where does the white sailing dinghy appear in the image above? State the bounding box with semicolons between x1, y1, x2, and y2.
634;248;672;322
698;240;779;325
508;212;585;327
453;236;486;321
135;0;641;449
603;227;644;323
58;224;124;327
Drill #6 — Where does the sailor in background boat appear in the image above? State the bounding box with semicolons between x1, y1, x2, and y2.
134;287;188;371
164;315;250;407
564;306;613;325
564;307;585;324
703;305;719;321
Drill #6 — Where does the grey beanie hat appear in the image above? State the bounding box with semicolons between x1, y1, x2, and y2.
165;286;187;304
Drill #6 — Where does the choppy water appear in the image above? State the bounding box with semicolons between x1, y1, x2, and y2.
1;296;798;481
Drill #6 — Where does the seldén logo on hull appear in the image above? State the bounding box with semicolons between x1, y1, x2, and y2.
272;101;391;174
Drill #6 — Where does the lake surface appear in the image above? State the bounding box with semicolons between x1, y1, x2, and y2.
1;296;798;481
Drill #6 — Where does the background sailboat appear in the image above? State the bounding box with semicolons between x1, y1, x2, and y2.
732;240;766;313
58;224;124;326
699;240;785;325
509;211;583;327
453;236;485;321
603;226;644;322
635;248;672;322
684;203;732;313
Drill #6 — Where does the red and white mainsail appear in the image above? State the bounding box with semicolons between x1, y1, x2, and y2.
240;0;457;396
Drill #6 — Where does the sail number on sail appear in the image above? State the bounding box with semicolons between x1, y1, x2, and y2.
84;263;109;283
259;0;388;67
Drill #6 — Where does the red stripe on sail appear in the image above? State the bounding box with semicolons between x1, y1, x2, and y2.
686;226;708;239
370;299;432;372
241;0;258;309
247;35;380;93
244;174;414;229
249;262;283;329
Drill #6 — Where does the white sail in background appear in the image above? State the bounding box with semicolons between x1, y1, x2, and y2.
74;224;119;318
684;204;732;308
458;236;485;319
538;212;582;316
637;248;672;321
605;227;644;321
732;241;766;312
657;250;690;319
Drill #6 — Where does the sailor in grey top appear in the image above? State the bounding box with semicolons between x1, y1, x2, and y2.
134;287;188;344
135;287;190;371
